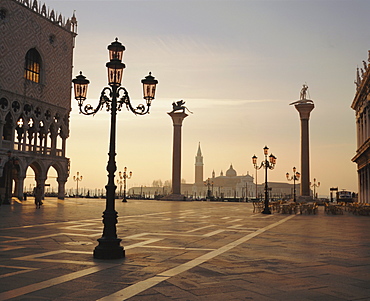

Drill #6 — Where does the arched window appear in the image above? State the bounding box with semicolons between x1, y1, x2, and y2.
24;48;41;83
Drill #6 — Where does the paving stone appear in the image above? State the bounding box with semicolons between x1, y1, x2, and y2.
0;198;369;300
153;284;197;299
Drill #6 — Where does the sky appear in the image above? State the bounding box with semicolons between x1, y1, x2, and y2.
27;0;370;197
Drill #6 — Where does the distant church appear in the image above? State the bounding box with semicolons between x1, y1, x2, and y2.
129;143;300;200
192;143;300;200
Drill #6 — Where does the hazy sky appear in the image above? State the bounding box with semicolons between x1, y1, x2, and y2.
29;0;370;197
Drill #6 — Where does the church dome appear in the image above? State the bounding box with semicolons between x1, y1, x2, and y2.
226;164;237;177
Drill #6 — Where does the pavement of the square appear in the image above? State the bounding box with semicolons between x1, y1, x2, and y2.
0;198;369;300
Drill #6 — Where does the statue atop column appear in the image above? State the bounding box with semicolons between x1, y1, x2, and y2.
289;84;314;105
170;100;193;114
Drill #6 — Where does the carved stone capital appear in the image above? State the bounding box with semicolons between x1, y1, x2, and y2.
168;112;188;126
294;103;315;120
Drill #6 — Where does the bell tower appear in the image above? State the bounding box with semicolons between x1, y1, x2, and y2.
195;142;204;185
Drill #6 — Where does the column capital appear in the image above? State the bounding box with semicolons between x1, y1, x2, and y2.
294;103;315;120
168;112;188;126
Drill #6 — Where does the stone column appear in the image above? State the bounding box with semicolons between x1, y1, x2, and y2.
356;118;361;149
57;177;67;200
0;120;5;149
60;131;69;157
43;132;48;155
361;169;364;203
22;125;29;152
165;111;188;201
15;175;25;201
50;130;57;156
293;103;314;199
362;112;365;143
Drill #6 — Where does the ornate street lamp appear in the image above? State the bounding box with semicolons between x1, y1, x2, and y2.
252;146;277;214
72;38;158;259
73;171;83;196
117;167;132;203
310;178;320;199
286;167;300;202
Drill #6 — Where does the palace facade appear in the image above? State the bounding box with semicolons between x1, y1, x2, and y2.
0;0;77;201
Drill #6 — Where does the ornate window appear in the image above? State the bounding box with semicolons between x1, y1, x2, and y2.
24;48;42;83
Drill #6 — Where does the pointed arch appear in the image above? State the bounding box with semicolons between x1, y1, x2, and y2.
26;160;46;189
0;156;22;203
25;160;47;201
27;160;44;179
3;112;13;141
46;161;68;199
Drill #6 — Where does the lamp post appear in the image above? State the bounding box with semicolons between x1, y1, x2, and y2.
73;172;83;196
72;38;158;259
117;167;132;202
252;146;277;214
310;178;320;199
252;162;259;200
286;167;300;202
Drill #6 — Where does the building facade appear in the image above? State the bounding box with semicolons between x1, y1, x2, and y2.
352;51;370;203
193;164;300;200
0;0;77;201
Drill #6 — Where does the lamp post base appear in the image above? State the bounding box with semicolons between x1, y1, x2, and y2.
262;208;272;214
93;238;125;259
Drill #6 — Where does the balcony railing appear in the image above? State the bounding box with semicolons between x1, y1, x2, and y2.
1;141;63;157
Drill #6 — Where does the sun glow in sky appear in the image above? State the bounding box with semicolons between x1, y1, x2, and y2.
26;0;370;197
